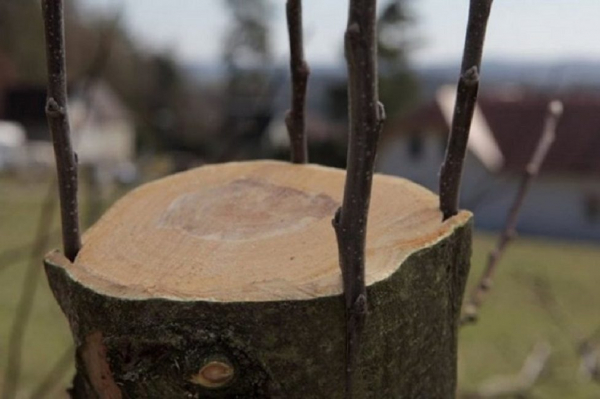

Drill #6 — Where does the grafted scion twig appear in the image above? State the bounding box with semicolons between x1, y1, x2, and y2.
439;0;494;220
285;0;310;163
332;1;385;397
42;0;81;262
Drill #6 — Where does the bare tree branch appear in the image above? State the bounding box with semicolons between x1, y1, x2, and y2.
461;101;563;326
42;0;81;262
1;182;57;399
579;340;600;383
285;0;310;163
439;0;494;220
461;341;551;398
531;276;600;383
332;1;385;397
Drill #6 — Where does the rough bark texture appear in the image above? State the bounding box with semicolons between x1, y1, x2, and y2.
45;217;471;399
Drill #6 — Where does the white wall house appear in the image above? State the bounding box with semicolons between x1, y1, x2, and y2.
0;82;136;182
377;87;600;241
0;120;26;169
69;81;136;181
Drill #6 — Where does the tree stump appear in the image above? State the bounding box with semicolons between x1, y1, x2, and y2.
44;160;472;398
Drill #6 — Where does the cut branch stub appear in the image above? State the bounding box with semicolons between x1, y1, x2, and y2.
46;161;472;398
191;357;236;389
439;0;494;221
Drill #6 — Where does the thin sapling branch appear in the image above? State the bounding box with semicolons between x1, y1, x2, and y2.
439;0;494;220
332;0;386;397
41;0;81;261
285;0;310;163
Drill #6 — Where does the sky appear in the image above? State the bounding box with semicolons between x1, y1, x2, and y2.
79;0;600;67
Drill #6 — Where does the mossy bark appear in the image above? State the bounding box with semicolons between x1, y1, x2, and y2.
45;220;471;399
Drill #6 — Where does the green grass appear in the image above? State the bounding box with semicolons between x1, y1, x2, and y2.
0;177;72;398
1;175;599;397
459;234;600;397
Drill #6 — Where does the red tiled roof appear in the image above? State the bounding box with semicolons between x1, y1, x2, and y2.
387;90;600;176
479;93;600;176
383;101;446;136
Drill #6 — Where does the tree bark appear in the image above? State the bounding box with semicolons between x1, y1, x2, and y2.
45;161;472;398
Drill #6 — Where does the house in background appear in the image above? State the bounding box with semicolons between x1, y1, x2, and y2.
377;86;600;241
0;81;136;182
69;81;137;182
0;120;26;169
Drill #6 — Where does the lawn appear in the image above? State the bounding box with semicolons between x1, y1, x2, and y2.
460;234;600;398
0;174;599;397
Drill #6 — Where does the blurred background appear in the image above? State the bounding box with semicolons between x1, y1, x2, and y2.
0;0;599;397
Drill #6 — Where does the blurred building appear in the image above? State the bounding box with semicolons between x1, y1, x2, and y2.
0;80;136;182
378;87;600;241
0;120;26;169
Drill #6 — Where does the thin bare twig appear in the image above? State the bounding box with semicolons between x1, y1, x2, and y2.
530;276;600;383
1;182;57;399
461;101;563;326
439;0;494;220
332;1;385;397
461;341;551;398
42;0;81;262
285;0;310;163
30;346;75;399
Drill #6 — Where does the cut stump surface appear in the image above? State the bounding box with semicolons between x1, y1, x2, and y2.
45;160;472;398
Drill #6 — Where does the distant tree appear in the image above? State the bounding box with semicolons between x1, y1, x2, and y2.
377;0;419;118
223;0;272;72
0;0;210;155
327;0;418;122
0;0;47;83
222;0;272;98
220;0;275;160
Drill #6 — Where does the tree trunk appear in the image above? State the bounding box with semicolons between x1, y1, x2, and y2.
44;161;472;399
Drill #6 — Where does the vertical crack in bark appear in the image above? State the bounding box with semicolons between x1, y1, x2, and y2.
439;0;494;220
333;1;385;397
285;0;310;163
41;0;81;261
